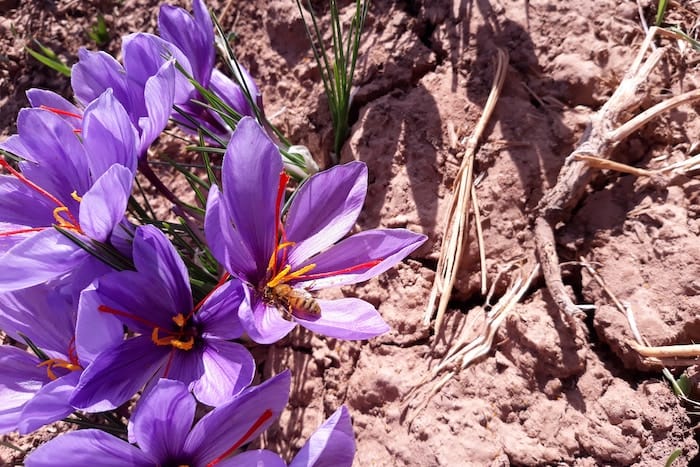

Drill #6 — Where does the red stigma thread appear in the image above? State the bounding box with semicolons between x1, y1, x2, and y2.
207;409;274;466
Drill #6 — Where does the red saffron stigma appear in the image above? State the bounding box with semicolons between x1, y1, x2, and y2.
39;105;83;120
67;336;80;366
269;172;290;275
0;158;81;232
192;272;231;315
0;227;46;238
296;259;383;281
207;409;274;466
98;304;163;330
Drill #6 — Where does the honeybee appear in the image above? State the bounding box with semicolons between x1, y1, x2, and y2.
265;283;321;321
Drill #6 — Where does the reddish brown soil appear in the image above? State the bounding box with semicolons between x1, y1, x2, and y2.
2;0;700;465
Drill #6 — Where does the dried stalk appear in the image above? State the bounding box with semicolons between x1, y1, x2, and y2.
629;341;700;358
405;264;538;425
424;48;509;334
534;27;700;320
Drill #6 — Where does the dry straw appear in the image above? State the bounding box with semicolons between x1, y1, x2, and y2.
423;47;509;336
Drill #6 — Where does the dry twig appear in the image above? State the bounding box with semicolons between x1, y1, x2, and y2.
404;264;538;425
424;48;509;335
534;27;700;320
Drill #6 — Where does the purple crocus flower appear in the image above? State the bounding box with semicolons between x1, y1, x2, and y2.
204;117;427;344
72;0;259;144
27;372;356;467
72;35;184;158
0;280;122;434
158;0;262;118
0;89;138;292
70;224;255;412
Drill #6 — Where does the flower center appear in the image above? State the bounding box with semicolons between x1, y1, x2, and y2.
260;172;385;318
151;313;197;351
97;306;199;352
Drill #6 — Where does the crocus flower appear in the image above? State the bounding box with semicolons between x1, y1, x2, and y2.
27;372;356;467
70;224;255;412
0;89;138;292
72;36;183;158
204;117;427;344
0;280;122;434
158;0;262;118
72;0;260;145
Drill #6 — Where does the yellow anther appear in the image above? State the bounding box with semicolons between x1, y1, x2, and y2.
152;327;171;346
267;263;317;288
52;206;73;227
286;263;316;281
37;358;82;381
71;191;83;202
267;265;292;288
170;337;194;351
172;313;187;327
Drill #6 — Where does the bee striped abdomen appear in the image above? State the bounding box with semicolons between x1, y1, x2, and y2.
269;284;321;321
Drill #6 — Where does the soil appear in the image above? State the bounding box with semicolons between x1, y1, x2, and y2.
2;0;700;465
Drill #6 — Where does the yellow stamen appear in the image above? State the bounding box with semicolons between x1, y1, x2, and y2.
267;241;296;270
286;263;316;281
170;337;194;350
71;191;82;202
151;327;170;346
267;263;317;288
52;206;73;227
37;358;82;381
151;316;195;351
267;265;292;288
172;313;187;327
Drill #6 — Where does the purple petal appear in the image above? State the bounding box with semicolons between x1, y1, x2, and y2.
191;340;255;406
79;164;133;242
138;60;177;156
221;117;282;271
15;107;90;197
0;346;46;435
204;185;258;282
238;294;296;344
81;90;138;177
76;283;126;364
286;161;367;265
158;0;214;86
0;175;54;227
122;33;193;106
290;406;355;467
186;371;291;465
92;270;177;334
129;379;195;462
295;229;427;290
70;335;168;412
133;225;193;312
297;298;389;340
156;346;203;390
0;134;31;160
18;371;80;434
71;48;129;107
209;70;252;117
196;279;245;339
0;283;76;355
25;430;153;467
0;229;87;292
224;450;287;467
